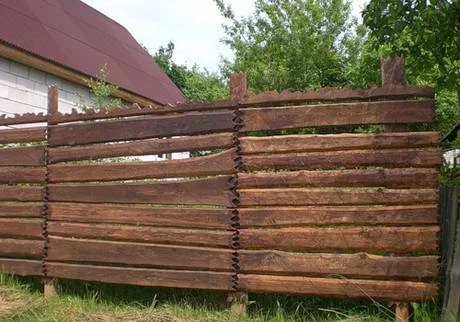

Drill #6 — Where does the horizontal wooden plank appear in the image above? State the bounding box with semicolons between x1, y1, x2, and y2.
239;168;438;189
240;132;440;154
0;126;45;143
0;203;42;218
0;113;46;126
48;236;232;270
48;203;231;229
0;239;43;258
47;263;232;290
242;100;435;132
0;186;44;201
47;222;231;247
0;167;45;184
239;205;438;227
48;111;234;146
0;219;42;238
239;188;437;206
49;149;236;182
240;250;438;280
243;148;442;171
0;258;43;276
238;274;437;301
239;226;438;253
48;133;234;163
48;176;234;206
0;146;45;166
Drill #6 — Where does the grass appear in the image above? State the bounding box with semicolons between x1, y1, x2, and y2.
0;274;441;322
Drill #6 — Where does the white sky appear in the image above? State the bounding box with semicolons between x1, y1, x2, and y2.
82;0;368;73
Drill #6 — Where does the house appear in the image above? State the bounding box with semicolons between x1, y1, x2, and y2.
442;123;460;167
0;0;186;117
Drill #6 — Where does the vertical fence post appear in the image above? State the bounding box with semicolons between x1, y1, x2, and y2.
42;85;58;297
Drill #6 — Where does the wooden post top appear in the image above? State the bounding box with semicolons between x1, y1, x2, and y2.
47;85;59;125
381;56;407;86
230;72;247;101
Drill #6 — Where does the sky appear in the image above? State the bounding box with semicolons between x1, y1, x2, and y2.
82;0;368;73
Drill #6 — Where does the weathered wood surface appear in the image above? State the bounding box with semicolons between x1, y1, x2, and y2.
48;111;234;146
243;148;441;171
0;239;43;258
0;146;45;166
48;176;233;206
0;203;42;217
239;226;438;253
48;236;232;270
49;149;236;182
48;203;231;229
0;219;43;238
238;274;437;301
239;168;438;189
239;205;438;227
242;100;435;132
239;188;437;206
240;132;439;154
0;167;45;184
0;113;47;126
0;186;44;201
48;133;233;163
0;258;43;276
0;126;46;143
239;250;438;280
47;263;232;290
47;222;231;247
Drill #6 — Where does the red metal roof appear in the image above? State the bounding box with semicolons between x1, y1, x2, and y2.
0;0;186;105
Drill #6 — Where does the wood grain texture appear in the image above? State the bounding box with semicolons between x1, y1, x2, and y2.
48;111;234;146
48;203;231;229
0;126;45;143
238;168;438;189
48;176;234;206
239;205;438;227
0;258;43;276
48;133;233;163
0;146;45;166
243;148;442;171
242;100;435;132
0;203;42;217
238;274;437;301
239;250;438;280
47;222;231;247
0;167;45;184
49;149;236;182
240;132;439;154
0;239;43;258
0;186;44;201
239;226;438;253
239;188;437;206
46;263;232;290
47;236;232;270
0;219;43;238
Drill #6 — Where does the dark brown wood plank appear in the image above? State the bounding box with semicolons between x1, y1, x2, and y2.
242;100;435;132
243;148;442;171
0;186;44;201
0;113;47;126
239;168;438;189
239;226;438;253
48;111;234;146
48;203;231;229
0;126;45;143
47;222;231;247
48;236;232;270
0;219;43;238
239;205;438;227
0;258;43;276
48;133;234;163
47;263;232;290
239;188;437;206
0;146;45;166
49;149;236;182
48;177;234;206
240;132;439;154
0;239;43;258
0;203;42;218
238;274;437;301
240;250;438;280
0;167;45;184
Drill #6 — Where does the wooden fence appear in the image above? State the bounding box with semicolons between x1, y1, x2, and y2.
0;58;442;316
